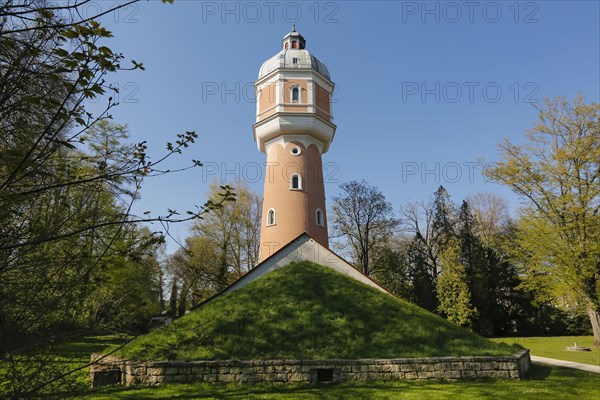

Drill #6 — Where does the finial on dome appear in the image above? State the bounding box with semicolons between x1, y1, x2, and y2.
292;23;296;32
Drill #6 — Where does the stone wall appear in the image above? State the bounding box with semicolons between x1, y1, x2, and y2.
90;350;530;387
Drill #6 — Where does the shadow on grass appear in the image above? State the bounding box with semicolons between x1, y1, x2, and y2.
526;364;553;380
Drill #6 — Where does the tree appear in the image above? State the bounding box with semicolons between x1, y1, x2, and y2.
466;192;511;243
167;235;221;308
371;238;414;301
330;180;399;276
436;238;478;329
165;183;262;314
486;96;600;346
83;226;165;332
432;185;457;248
192;183;261;282
0;2;234;397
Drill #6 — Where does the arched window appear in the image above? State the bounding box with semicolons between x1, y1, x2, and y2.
290;174;302;190
316;209;324;226
292;41;297;49
285;42;289;50
291;87;299;102
267;209;276;226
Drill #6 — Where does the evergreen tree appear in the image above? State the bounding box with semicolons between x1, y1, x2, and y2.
432;186;456;249
436;238;478;329
407;236;438;311
457;200;492;334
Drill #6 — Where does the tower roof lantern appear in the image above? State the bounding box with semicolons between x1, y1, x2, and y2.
282;24;306;50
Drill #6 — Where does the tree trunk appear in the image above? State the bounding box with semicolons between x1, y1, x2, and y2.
588;307;600;348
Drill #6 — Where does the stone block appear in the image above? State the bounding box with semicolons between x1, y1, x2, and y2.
381;364;397;373
450;362;463;370
219;374;236;383
481;362;498;370
509;370;520;379
146;367;164;376
400;364;416;372
275;373;288;382
461;370;477;379
418;363;435;372
433;370;446;379
444;371;461;379
476;370;493;378
463;362;481;371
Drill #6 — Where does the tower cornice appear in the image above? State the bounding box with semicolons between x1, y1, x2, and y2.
253;112;336;154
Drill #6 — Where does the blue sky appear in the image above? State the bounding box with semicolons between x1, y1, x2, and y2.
90;1;599;252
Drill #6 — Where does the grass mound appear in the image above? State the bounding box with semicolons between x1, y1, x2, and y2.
117;262;518;360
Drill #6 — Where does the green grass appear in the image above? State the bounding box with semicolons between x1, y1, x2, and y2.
73;365;600;400
115;261;517;361
492;336;600;366
52;335;132;364
0;334;130;397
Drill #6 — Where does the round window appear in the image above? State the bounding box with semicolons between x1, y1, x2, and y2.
290;147;301;156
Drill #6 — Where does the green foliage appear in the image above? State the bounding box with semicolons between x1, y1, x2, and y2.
116;262;516;361
166;183;261;313
486;96;600;344
0;2;231;397
0;335;129;399
436;239;478;329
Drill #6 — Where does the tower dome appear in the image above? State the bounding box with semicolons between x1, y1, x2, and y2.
258;26;330;80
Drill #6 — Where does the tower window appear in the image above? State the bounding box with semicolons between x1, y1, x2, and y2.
290;174;302;190
316;209;324;227
267;209;276;226
291;87;299;102
292;41;297;49
292;57;298;64
285;42;289;50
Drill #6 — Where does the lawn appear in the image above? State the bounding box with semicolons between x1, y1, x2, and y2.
115;262;517;361
72;365;600;400
4;327;599;399
492;336;600;366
